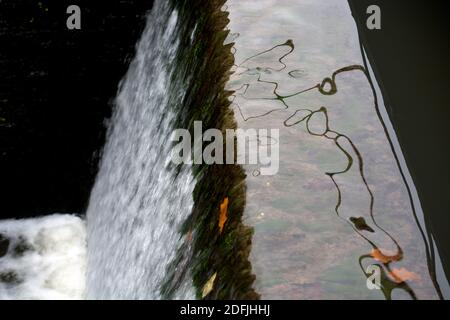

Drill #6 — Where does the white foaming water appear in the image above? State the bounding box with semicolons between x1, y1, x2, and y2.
0;214;86;300
86;0;195;299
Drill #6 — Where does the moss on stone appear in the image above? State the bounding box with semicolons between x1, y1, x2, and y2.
161;0;258;300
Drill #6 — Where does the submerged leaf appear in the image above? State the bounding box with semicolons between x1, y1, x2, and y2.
202;272;217;298
218;197;229;234
370;248;402;264
388;267;420;283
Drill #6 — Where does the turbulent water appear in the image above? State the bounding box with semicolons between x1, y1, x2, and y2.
0;215;86;300
86;0;195;299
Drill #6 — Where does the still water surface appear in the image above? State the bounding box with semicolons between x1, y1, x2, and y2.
225;0;442;299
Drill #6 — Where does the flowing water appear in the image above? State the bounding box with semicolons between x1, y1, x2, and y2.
85;0;195;299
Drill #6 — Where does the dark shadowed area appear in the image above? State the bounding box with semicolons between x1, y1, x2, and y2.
0;0;154;218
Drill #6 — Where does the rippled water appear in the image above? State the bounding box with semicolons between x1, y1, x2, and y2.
226;0;443;299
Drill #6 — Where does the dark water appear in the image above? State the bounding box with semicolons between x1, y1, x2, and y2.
348;0;450;298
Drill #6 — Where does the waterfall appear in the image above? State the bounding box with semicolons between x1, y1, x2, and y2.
86;0;195;299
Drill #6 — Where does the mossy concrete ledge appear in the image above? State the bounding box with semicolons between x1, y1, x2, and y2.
161;0;259;300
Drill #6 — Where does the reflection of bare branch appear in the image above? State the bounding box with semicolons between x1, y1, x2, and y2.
230;39;442;299
238;39;294;72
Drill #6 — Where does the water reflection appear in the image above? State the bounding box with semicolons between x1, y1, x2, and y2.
226;0;442;299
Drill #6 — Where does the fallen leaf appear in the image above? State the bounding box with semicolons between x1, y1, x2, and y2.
218;197;229;234
388;267;420;283
202;272;217;298
370;248;402;264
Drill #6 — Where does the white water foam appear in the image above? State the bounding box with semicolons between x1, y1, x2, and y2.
86;0;195;299
0;214;86;300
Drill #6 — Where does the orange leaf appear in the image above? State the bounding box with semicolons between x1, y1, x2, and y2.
218;197;229;234
370;248;402;264
388;267;420;283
